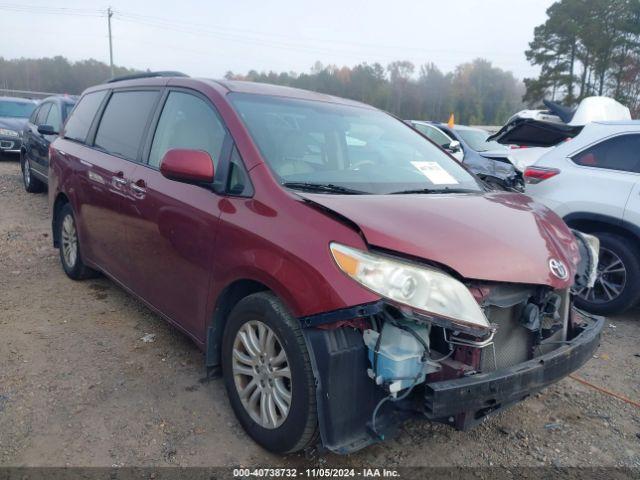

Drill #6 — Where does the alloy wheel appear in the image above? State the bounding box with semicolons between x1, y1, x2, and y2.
61;214;79;268
232;320;292;429
576;247;626;304
23;158;31;186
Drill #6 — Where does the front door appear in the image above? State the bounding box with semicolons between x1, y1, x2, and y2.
124;90;228;340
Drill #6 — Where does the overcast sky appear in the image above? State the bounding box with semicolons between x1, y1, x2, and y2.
0;0;556;80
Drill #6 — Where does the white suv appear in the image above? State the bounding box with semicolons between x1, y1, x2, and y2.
525;121;640;315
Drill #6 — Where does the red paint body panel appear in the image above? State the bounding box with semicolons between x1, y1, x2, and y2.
295;191;580;290
49;77;580;351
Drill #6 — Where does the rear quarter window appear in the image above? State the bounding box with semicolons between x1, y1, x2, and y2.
572;134;640;173
63;90;107;143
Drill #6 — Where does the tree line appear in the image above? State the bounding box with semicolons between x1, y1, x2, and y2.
0;56;135;97
0;55;524;125
524;0;640;114
1;0;637;123
226;59;525;125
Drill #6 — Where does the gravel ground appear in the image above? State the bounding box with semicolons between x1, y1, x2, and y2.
0;157;639;469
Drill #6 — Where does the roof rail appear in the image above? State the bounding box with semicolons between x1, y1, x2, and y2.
106;71;189;83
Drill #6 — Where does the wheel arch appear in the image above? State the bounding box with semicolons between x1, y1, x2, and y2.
52;192;70;248
563;212;640;246
205;278;272;370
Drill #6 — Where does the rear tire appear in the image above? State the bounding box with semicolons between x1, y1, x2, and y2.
222;292;319;453
574;232;640;315
57;203;98;280
21;153;45;193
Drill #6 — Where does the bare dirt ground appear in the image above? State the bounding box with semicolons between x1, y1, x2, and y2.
0;157;639;469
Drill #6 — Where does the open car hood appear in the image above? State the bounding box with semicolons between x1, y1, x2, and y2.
489;96;631;147
487;118;581;147
298;191;580;289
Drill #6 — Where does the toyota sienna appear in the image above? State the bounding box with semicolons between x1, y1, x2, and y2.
49;72;604;454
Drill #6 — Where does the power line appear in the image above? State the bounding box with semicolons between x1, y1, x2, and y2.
0;4;528;74
0;3;104;17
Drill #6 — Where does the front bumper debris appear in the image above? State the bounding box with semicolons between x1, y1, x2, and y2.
303;307;604;454
423;310;604;429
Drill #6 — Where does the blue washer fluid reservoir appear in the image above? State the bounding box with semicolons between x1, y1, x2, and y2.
363;321;435;394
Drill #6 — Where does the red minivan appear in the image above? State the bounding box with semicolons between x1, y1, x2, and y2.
49;72;603;454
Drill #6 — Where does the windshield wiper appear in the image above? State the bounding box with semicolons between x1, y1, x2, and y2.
389;187;478;195
282;182;367;195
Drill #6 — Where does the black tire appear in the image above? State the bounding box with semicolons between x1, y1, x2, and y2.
21;153;45;193
574;232;640;315
57;203;99;280
222;292;319;453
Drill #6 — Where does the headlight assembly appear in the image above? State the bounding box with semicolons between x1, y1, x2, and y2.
330;242;490;331
0;128;19;138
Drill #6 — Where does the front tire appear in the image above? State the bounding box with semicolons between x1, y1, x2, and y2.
574;233;640;315
57;203;98;280
21;154;45;193
222;292;319;453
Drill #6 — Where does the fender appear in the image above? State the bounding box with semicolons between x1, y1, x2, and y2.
563;211;640;241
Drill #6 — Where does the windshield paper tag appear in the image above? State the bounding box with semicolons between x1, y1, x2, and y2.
411;161;459;185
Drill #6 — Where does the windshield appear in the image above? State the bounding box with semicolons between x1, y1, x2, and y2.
456;128;507;152
229;93;481;195
0;100;37;119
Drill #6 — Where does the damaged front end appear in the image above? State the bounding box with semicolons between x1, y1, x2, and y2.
301;232;603;454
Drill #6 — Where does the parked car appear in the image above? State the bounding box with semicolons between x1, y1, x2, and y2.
408;121;524;191
489;96;632;171
49;72;603;454
0;96;38;159
405;121;464;161
20;95;77;192
525;120;640;315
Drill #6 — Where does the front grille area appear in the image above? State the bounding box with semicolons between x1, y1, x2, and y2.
480;303;531;371
479;289;569;372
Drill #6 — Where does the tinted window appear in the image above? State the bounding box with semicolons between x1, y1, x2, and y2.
572;134;640;173
45;104;62;131
29;106;40;123
95;91;158;161
64;90;107;143
148;91;226;168
36;103;51;125
414;124;451;147
62;102;76;121
227;146;253;196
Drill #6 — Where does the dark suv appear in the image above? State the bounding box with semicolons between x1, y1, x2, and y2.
21;95;77;192
0;96;38;159
49;72;603;454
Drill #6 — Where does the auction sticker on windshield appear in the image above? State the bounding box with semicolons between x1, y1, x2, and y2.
410;161;459;185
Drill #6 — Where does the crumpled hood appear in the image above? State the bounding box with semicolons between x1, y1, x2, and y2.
299;191;579;289
0;117;28;134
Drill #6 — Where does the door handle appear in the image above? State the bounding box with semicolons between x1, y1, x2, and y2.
131;180;147;198
131;183;146;193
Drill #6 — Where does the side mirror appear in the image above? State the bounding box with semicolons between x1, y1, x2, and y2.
37;124;57;136
447;140;461;152
160;149;215;184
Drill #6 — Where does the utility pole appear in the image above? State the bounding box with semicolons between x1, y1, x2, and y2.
107;7;114;77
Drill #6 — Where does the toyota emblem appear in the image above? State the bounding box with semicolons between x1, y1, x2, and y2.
549;258;569;280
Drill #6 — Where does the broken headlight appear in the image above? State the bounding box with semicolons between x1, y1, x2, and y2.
572;231;600;290
330;243;490;330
